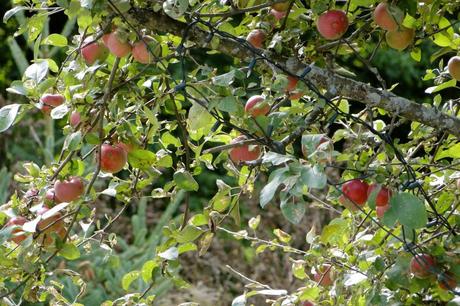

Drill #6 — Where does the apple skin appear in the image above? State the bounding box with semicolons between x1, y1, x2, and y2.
313;264;333;287
81;39;109;65
229;136;261;163
410;254;436;279
286;76;303;100
40;94;65;107
37;206;66;247
376;204;389;218
132;41;151;64
5;216;27;244
270;9;286;21
54;177;85;203
367;184;392;206
106;31;132;58
302;302;315;306
447;56;460;81
373;2;402;31
271;1;290;12
99;143;128;173
245;95;270;117
341;179;369;206
438;271;457;291
385;26;415;51
316;10;349;40
246;29;266;48
45;188;62;205
69;111;81;128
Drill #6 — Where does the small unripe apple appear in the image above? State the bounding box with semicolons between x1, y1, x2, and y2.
373;2;403;31
37;206;66;247
271;1;290;12
5;216;27;244
410;254;436;279
246;29;266;49
447;56;460;81
270;9;286;21
81;38;109;65
376;204;389;218
438;271;457;291
341;179;369;206
40;94;65;107
229;136;261;163
385;26;415;51
316;10;349;40
367;184;392;206
245;95;270;117
99;143;128;173
45;188;62;205
69;111;81;128
54;177;84;203
106;31;132;58
313;264;333;286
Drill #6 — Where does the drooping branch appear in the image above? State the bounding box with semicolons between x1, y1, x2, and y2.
128;8;460;137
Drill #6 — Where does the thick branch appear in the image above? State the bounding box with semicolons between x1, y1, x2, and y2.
128;8;460;137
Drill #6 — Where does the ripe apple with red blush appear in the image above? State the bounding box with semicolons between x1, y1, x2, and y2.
270;9;286;21
45;188;62;205
36;206;66;247
229;136;261;163
367;184;391;206
285;76;303;100
99;143;128;173
447;56;460;81
376;204;389;218
313;264;333;286
246;29;266;49
245;95;270;117
385;26;415;51
317;10;349;40
69;111;81;128
54;177;84;203
106;30;132;58
81;38;109;65
373;2;403;31
410;254;436;279
341;179;369;206
6;216;27;244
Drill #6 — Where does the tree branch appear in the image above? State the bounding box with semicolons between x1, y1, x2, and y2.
127;8;460;137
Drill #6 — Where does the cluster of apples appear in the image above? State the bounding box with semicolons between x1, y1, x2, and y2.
80;29;158;65
374;2;415;51
339;179;392;218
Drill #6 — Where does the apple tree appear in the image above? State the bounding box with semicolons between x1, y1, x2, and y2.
0;0;459;305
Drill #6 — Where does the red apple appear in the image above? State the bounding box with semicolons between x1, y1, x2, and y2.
341;179;369;206
54;177;84;203
385;26;415;51
313;264;333;286
410;254;436;279
285;76;303;100
229;136;261;163
106;31;132;58
271;1;290;12
81;38;109;65
447;56;460;81
373;2;403;31
270;9;286;21
303;302;315;306
376;204;389;218
367;184;391;206
316;10;349;40
132;37;160;64
438;271;457;291
99;143;128;173
245;95;270;117
102;33;111;46
246;29;266;49
69;111;81;128
45;188;62;205
40;94;65;107
5;216;27;244
37;206;66;247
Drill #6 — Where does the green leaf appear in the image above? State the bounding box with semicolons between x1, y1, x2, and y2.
42;34;68;47
260;167;289;208
320;218;349;246
174;169;199;191
382;192;427;229
0;104;20;133
3;6;27;23
121;271;141;291
158;247;179;260
63;131;82;151
280;192;306;224
188;103;214;132
50;104;69;119
128;149;157;170
425;79;456;94
58;243;80;260
24;61;49;84
163;0;189;18
299;287;320;301
175;225;204;243
141;260;159;282
435;143;460;160
262;152;295;165
212;70;236;86
299;165;327;189
216;96;243;115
